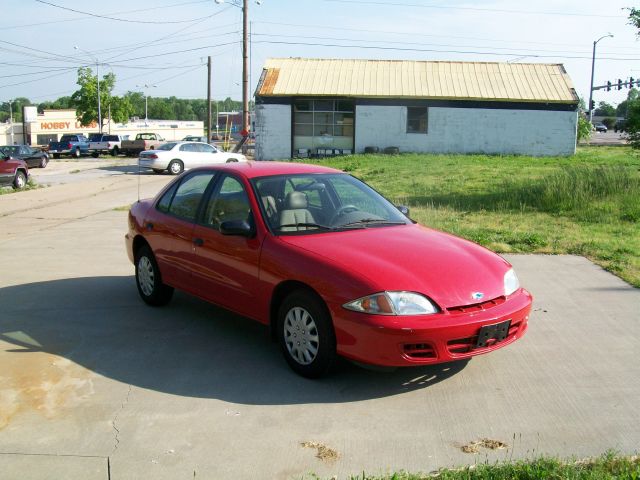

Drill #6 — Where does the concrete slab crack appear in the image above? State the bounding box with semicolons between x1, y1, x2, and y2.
111;385;132;454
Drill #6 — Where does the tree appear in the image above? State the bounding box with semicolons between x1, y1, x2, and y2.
0;97;32;123
616;88;639;118
594;101;616;117
70;67;133;128
625;97;640;149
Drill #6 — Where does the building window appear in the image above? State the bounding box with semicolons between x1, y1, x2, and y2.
407;107;428;134
293;99;354;156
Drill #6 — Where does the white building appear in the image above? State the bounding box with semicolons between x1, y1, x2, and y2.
254;58;580;160
1;109;204;146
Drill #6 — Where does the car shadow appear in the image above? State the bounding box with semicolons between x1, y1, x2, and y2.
0;276;469;406
97;164;158;175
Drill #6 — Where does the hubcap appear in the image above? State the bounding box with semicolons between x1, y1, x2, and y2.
137;256;155;296
284;307;319;365
170;162;181;174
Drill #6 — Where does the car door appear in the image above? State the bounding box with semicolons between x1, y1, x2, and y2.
177;143;197;169
0;156;14;187
20;146;38;168
144;171;217;292
190;174;263;319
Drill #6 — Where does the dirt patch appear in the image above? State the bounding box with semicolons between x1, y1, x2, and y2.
0;337;94;430
301;441;340;462
460;438;509;454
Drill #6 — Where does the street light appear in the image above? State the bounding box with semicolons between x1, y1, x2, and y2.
214;0;262;136
588;34;613;124
74;46;103;134
136;84;158;124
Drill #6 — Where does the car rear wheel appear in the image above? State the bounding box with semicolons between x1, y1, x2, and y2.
13;170;27;190
111;146;120;156
135;245;174;306
73;148;81;158
39;156;48;168
277;290;336;378
168;159;184;175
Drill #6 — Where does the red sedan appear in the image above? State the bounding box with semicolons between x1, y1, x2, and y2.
126;162;532;377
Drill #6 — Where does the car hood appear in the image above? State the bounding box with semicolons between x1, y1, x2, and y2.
279;224;511;308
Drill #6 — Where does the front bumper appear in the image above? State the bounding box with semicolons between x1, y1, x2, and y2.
332;289;532;367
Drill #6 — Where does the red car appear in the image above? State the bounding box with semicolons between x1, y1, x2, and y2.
0;149;29;190
126;162;532;377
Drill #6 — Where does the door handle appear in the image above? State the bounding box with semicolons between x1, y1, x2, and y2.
193;238;204;246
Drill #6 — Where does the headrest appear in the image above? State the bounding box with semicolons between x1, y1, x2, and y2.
286;191;308;209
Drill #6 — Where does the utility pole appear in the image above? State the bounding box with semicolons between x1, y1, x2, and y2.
8;99;14;144
207;56;212;142
242;0;249;134
588;34;613;124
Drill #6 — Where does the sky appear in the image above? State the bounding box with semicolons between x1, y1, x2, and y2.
1;0;639;108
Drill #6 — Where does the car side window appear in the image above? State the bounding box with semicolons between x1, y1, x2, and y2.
202;176;252;230
159;172;216;221
200;144;215;153
156;183;179;213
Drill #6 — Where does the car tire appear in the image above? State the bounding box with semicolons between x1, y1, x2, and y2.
53;153;61;159
39;156;48;168
73;148;81;158
13;170;27;190
168;159;184;175
277;290;337;378
111;146;120;156
135;245;174;306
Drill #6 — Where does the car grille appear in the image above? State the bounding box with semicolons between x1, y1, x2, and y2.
402;343;437;359
446;296;506;314
446;318;523;355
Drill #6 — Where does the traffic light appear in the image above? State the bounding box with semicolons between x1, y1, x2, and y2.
630;78;634;89
607;81;612;91
590;100;595;111
618;79;623;90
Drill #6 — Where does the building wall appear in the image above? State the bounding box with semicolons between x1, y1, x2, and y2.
255;104;291;160
355;105;577;156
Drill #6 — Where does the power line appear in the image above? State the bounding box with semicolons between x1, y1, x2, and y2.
253;39;640;61
35;0;221;25
320;0;625;18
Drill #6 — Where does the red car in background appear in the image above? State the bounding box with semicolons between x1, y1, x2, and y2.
126;162;532;378
0;148;29;190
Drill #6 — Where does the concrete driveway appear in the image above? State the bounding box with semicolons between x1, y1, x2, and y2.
0;163;639;479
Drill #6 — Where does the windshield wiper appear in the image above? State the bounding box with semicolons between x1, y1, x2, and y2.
277;222;334;231
340;219;407;227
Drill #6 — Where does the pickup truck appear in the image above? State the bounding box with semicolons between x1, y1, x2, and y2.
48;134;90;159
121;133;167;157
88;134;130;157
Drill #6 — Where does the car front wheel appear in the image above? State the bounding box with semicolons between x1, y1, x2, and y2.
277;290;336;378
135;245;174;306
13;170;27;189
39;156;48;168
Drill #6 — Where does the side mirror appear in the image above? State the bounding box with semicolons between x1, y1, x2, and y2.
220;219;254;237
396;205;410;216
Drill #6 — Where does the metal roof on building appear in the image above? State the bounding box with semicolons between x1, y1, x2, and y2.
257;58;579;104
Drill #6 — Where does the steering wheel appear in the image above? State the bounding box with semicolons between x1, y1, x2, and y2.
330;204;360;225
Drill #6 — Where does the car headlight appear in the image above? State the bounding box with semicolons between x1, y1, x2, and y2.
343;291;439;316
504;268;520;296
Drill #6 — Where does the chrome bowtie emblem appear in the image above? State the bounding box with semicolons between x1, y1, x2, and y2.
471;292;484;300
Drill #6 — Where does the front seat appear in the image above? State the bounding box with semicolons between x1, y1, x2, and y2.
279;191;315;231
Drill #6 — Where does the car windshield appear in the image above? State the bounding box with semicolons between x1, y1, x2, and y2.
1;146;18;155
252;173;410;234
157;143;177;151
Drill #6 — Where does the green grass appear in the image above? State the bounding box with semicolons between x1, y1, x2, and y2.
340;452;640;479
298;146;640;287
0;178;42;195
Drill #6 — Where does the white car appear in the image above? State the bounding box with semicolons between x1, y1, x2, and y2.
138;141;247;175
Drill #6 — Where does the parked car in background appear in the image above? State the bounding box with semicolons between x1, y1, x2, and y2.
594;123;608;133
0;149;29;189
88;134;130;157
126;162;532;377
0;144;49;168
614;120;626;133
182;135;208;143
121;133;167;156
48;134;90;159
138;141;247;175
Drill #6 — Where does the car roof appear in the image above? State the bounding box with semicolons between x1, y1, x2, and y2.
190;161;342;179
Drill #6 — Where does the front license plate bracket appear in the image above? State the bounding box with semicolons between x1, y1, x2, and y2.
475;320;511;348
